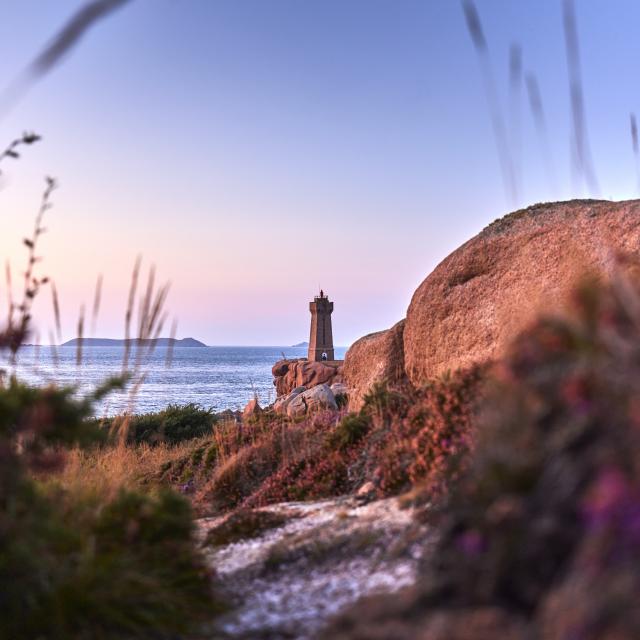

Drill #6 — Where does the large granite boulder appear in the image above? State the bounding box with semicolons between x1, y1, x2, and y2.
272;359;342;397
342;320;406;411
286;383;338;418
404;200;640;385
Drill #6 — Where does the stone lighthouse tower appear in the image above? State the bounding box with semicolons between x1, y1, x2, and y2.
308;290;335;362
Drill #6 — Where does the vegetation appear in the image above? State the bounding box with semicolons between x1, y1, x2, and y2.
0;137;221;638
12;181;637;638
55;435;214;495
101;402;218;446
0;378;220;639
263;528;382;574
204;508;290;548
325;266;640;639
423;270;640;635
327;412;371;451
62;368;481;519
111;371;480;514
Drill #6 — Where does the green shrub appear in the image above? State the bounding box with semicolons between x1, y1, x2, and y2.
0;378;222;639
335;392;348;409
0;135;220;637
105;403;217;446
1;484;218;639
328;413;371;451
361;382;406;421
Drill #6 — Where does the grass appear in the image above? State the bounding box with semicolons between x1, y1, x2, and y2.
52;370;482;521
52;436;212;496
263;528;382;573
0;129;226;638
204;508;291;548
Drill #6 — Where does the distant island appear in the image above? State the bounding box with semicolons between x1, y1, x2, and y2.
60;337;207;347
291;341;309;348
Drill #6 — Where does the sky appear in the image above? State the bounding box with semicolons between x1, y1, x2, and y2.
0;0;639;346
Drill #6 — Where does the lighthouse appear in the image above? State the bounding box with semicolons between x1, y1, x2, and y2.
308;290;335;362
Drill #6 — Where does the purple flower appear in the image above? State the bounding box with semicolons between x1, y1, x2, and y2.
582;467;640;550
456;529;486;556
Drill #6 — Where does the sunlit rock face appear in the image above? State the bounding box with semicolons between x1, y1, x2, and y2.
341;200;640;401
404;200;640;385
342;320;406;412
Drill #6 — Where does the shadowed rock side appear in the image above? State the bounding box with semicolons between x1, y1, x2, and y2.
343;320;406;411
404;199;640;385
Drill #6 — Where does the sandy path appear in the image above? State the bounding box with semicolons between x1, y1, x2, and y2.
198;496;430;639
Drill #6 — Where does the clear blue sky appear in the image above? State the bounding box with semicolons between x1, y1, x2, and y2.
0;0;637;345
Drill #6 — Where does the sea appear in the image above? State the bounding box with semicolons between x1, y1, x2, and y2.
8;345;347;416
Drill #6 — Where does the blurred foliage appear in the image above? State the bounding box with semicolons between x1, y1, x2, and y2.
418;269;640;636
0;130;221;637
0;379;221;638
324;265;640;639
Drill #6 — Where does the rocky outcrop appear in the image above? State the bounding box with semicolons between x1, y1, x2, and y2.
242;397;262;420
343;320;406;411
404;200;640;385
330;382;348;398
287;383;338;418
272;359;343;397
341;200;640;400
273;386;306;415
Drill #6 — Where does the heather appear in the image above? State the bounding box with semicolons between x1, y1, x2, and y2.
204;507;290;547
324;265;640;639
62;365;481;519
95;367;472;516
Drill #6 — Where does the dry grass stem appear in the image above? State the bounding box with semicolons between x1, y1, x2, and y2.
51;280;62;344
123;255;141;373
90;274;102;336
563;0;600;195
461;0;518;206
75;304;85;367
165;317;178;367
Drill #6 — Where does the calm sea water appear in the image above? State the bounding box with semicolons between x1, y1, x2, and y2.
9;346;347;416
